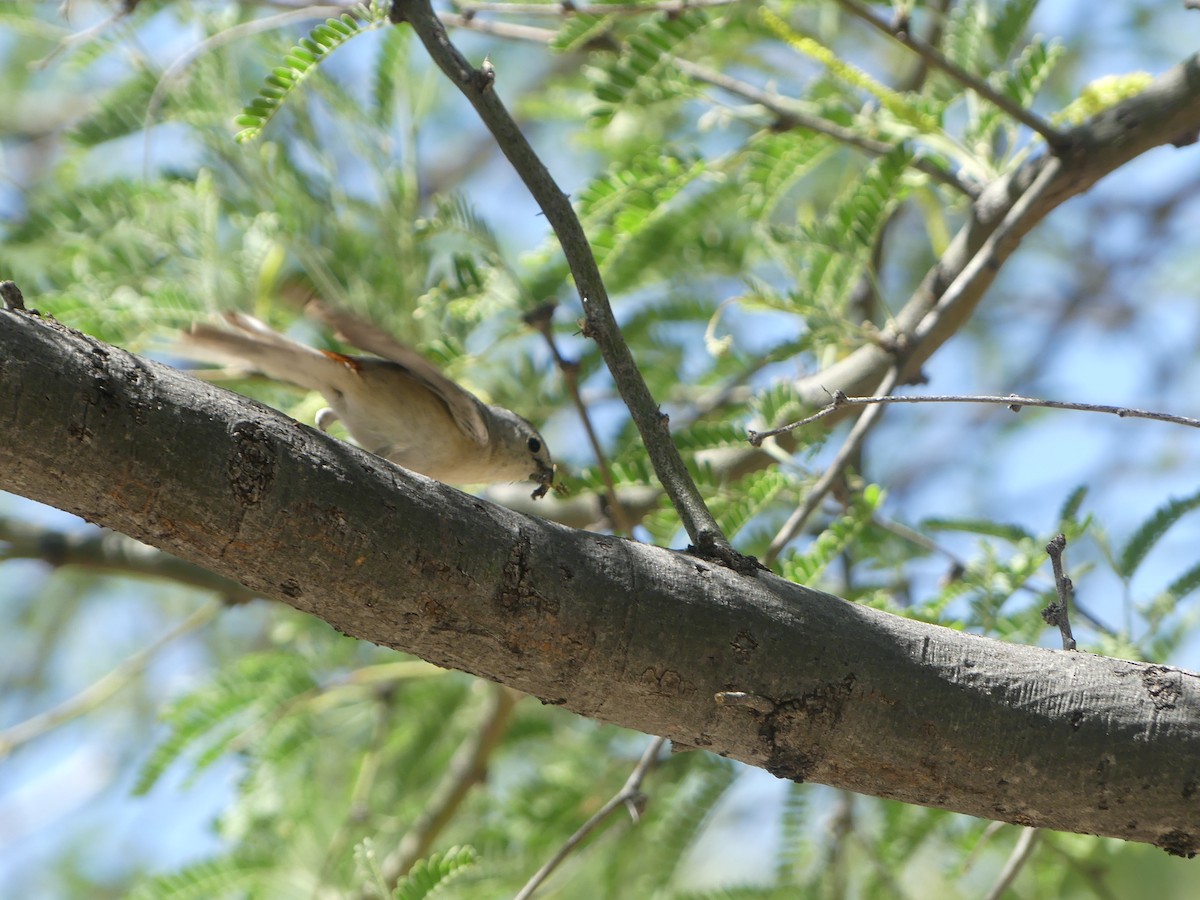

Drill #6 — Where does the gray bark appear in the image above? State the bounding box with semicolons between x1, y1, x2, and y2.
1;309;1198;854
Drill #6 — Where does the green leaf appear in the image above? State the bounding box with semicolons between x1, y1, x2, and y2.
574;149;710;287
997;38;1065;107
69;69;159;147
587;9;710;124
235;5;390;143
127;854;273;900
551;13;616;53
780;486;884;583
133;652;316;794
1166;559;1200;603
741;130;833;223
1118;488;1200;578
921;517;1034;543
393;845;479;900
990;0;1039;60
790;147;912;315
708;469;796;540
1058;484;1089;525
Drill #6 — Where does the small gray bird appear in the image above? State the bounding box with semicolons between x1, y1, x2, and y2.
180;307;554;497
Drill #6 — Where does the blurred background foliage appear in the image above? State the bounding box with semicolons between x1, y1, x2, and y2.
2;0;1200;896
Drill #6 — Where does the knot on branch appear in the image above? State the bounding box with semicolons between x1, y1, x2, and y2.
228;420;277;507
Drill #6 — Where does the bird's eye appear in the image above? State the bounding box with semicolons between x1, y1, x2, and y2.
527;437;542;453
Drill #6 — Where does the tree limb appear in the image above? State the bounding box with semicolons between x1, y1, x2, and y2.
1;309;1197;853
795;53;1200;410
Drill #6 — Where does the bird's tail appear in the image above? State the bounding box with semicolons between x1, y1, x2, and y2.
179;311;351;396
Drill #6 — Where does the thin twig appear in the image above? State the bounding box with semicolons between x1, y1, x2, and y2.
523;303;632;534
514;736;667;900
673;58;975;197
0;601;221;758
392;0;743;567
441;11;558;42
763;365;901;566
33;1;132;69
894;0;953;94
870;514;1120;639
380;684;521;888
912;151;1065;341
455;0;744;15
317;688;397;897
959;820;1008;877
982;827;1041;900
1043;534;1077;651
833;0;1069;149
750;390;1200;445
824;791;854;898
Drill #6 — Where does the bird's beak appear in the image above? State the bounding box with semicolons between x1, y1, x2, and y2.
529;462;556;500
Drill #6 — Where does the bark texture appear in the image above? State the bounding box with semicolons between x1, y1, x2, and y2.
1;309;1198;853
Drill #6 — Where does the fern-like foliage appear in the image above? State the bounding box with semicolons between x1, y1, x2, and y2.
740;131;834;224
779;147;912;323
393;845;480;900
133;651;317;795
575;149;708;270
550;12;616;53
921;517;1035;543
372;23;412;127
993;37;1064;113
70;68;164;146
780;485;884;585
127;853;274;900
650;756;739;891
940;0;990;85
586;9;710;124
1118;487;1200;579
920;535;1053;636
234;3;390;143
761;8;938;133
990;0;1039;60
707;469;797;541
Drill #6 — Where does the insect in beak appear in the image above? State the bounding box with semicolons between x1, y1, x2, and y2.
529;463;556;500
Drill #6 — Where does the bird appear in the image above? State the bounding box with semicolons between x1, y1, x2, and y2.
178;304;554;498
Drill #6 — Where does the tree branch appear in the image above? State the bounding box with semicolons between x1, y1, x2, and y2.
833;0;1068;148
792;54;1200;411
763;365;900;565
454;0;744;15
750;391;1200;444
2;309;1198;852
0;599;220;757
0;514;255;598
672;57;976;198
390;0;739;564
381;684;521;886
515;736;666;900
982;827;1041;900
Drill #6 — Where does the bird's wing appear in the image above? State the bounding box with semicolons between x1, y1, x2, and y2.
305;299;490;448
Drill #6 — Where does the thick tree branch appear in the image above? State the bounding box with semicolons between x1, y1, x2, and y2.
1;310;1198;853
